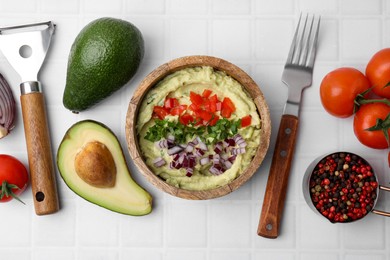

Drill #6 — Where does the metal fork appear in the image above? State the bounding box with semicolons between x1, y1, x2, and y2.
258;14;321;239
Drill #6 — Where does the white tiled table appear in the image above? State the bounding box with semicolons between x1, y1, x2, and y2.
0;0;390;259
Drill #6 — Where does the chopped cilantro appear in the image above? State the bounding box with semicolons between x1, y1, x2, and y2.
144;118;241;144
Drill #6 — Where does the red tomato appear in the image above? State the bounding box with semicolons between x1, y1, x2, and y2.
388;151;390;168
366;48;390;98
208;115;219;126
179;113;194;125
0;154;29;203
241;115;252;127
221;97;236;118
170;105;187;116
164;98;179;109
202;89;212;98
153;106;169;120
353;103;390;149
320;67;370;118
190;92;204;106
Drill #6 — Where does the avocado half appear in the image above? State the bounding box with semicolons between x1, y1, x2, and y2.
57;120;152;215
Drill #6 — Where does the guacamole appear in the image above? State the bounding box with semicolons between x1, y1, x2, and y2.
136;66;261;191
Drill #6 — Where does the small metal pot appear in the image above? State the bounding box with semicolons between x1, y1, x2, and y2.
302;151;390;223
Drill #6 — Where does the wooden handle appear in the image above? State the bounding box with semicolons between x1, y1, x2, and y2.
258;114;298;238
20;92;59;215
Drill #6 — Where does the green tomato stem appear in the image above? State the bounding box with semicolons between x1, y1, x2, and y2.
0;180;25;204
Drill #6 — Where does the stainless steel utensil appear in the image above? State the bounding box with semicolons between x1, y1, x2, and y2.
0;21;59;215
258;14;321;238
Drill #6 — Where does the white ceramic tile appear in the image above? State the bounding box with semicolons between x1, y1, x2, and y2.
84;0;122;13
120;206;163;247
344;254;385;260
167;0;208;14
255;19;294;61
120;249;162;260
212;19;252;61
32;248;75;260
340;0;382;15
78;248;119;260
300;252;339;260
40;0;79;13
343;216;385;249
166;202;207;247
299;205;340;249
210;250;251;260
212;0;251;15
341;19;382;61
0;249;31;260
32;199;76;246
165;250;206;260
254;0;295;14
127;17;166;61
0;201;32;246
298;0;338;13
77;201;120;247
0;0;37;12
125;0;166;14
209;202;252;248
316;19;339;62
253;252;296;260
297;110;340;154
168;19;208;57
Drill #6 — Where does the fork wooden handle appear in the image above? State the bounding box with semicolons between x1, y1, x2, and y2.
21;91;59;215
258;114;298;238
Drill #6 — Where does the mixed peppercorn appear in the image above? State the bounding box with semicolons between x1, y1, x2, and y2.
309;152;378;223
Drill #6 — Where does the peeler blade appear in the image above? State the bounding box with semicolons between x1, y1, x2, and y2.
0;21;55;83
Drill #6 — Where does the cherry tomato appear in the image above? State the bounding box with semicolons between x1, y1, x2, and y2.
353;103;390;149
0;154;29;203
190;91;204;106
320;67;370;118
164;97;179;109
366;48;390;98
202;89;212;98
170;105;187;116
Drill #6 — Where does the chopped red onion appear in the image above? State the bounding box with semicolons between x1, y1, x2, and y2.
195;148;205;157
155;139;168;149
168;146;183;155
153;157;166;167
186;167;194;177
200;157;210;165
223;160;233;170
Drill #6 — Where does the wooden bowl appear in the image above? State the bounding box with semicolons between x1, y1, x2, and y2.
126;55;271;199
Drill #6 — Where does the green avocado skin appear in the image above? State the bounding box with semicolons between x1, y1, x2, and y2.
63;17;144;112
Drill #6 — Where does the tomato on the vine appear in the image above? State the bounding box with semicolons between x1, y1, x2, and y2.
0;154;29;203
366;48;390;98
353;103;390;149
320;67;371;118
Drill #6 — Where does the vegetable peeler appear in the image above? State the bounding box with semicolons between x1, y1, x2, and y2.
0;21;59;215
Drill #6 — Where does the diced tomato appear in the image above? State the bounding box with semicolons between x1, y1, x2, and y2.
241;115;252;127
198;110;213;121
221;97;236;118
179;113;194;125
216;101;222;111
189;103;199;112
153;106;169;119
190;91;204;106
221;107;233;118
170;104;187;116
164;97;179;109
208;115;219;126
222;97;236;112
202;89;212;98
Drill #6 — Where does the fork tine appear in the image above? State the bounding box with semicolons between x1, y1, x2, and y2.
285;13;302;65
293;14;309;65
299;14;314;66
306;16;321;69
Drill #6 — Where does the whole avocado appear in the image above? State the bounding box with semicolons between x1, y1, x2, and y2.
63;17;144;112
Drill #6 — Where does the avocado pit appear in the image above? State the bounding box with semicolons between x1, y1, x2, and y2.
74;141;116;188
